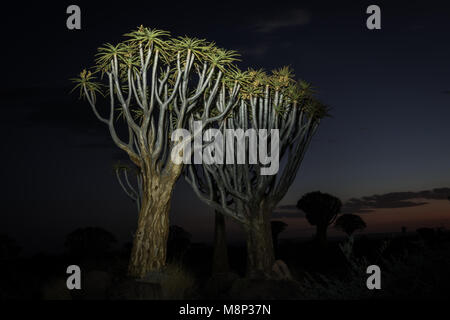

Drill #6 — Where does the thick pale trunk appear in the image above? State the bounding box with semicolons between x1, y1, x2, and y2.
212;210;229;274
243;211;275;278
127;174;176;279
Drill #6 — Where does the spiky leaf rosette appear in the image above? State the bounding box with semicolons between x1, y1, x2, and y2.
238;68;267;99
303;98;330;121
170;36;213;66
70;69;103;99
124;25;170;48
269;66;295;90
206;47;241;72
124;26;172;61
94;43;130;76
223;68;250;92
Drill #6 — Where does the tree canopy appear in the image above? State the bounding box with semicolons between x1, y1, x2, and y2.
297;191;342;227
334;214;366;236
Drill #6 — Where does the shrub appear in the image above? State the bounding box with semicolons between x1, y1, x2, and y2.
160;263;197;299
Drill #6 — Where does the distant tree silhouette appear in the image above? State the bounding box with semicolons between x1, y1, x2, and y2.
167;225;191;262
334;214;366;237
0;234;21;261
64;227;117;258
297;191;342;246
271;221;288;256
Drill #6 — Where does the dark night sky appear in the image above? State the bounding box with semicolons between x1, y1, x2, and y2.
1;1;449;254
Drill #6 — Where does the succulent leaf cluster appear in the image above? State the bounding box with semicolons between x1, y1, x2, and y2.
71;26;329;122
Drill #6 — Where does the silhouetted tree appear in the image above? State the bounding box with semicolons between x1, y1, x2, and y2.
212;211;229;274
167;225;191;262
334;214;366;258
334;214;366;237
271;221;287;257
64;227;117;258
297;191;342;246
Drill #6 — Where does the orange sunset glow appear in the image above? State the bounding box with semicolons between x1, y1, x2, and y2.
278;199;450;239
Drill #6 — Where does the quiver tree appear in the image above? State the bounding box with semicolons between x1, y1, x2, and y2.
334;214;366;238
71;26;242;278
185;68;328;277
113;162;143;212
334;213;366;260
334;213;366;258
297;191;342;246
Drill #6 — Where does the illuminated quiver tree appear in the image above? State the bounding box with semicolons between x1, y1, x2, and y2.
72;26;242;278
186;68;329;277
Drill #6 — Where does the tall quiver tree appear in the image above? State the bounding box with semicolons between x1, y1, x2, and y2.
186;68;329;277
71;26;241;278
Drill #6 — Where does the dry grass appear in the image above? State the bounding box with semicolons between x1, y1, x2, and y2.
160;263;196;299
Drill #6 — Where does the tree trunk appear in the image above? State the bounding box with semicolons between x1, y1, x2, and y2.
272;234;279;258
316;223;328;247
243;211;275;278
127;174;175;279
212;210;229;274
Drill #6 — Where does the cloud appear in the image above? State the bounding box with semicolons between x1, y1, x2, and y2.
342;188;450;214
273;188;450;218
254;9;311;33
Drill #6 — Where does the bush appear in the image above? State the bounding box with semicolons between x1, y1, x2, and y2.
294;241;450;299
